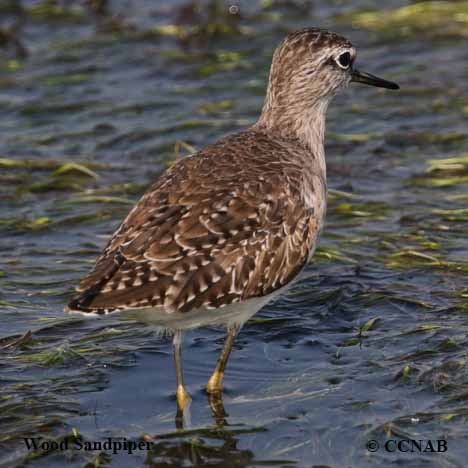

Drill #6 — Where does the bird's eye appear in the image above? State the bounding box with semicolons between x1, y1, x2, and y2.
336;52;351;69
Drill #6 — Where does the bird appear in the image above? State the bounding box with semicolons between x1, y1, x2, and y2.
66;28;399;417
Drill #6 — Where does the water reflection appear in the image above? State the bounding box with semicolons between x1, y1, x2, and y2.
145;422;294;468
175;388;229;429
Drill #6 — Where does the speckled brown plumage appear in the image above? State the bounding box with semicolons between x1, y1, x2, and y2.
68;130;326;314
67;28;397;320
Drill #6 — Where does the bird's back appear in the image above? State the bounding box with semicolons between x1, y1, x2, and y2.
66;129;326;316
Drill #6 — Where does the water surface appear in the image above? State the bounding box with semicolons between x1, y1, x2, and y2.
1;1;467;467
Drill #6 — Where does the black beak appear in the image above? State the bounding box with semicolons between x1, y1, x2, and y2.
351;69;399;90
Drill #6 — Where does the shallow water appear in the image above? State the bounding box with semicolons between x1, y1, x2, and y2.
1;1;467;467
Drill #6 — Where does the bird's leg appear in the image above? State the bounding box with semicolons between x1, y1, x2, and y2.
206;324;240;394
173;331;191;418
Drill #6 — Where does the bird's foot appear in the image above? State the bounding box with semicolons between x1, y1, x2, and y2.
206;370;224;394
175;384;192;429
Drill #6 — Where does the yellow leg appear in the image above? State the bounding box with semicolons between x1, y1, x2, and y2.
176;384;191;412
206;325;240;394
173;331;191;414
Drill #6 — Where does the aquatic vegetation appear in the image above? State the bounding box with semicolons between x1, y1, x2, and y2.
411;154;468;187
0;1;467;467
340;1;468;39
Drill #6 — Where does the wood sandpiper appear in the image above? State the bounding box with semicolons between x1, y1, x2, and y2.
66;28;399;419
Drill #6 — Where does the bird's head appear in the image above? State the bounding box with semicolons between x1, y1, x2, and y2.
261;28;399;118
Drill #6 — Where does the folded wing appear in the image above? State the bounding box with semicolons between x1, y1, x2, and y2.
67;137;320;314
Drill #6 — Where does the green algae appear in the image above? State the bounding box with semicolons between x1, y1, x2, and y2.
52;163;100;180
340;1;468;39
27;2;86;22
197;99;235;114
0;216;51;232
411;153;468;188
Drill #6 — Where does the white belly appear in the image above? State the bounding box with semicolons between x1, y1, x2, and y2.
71;277;299;333
120;286;288;331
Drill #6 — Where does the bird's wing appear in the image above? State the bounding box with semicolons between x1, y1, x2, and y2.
67;144;322;314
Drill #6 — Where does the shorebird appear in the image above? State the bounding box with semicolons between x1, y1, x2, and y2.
66;28;398;416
